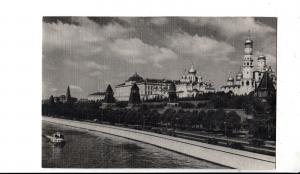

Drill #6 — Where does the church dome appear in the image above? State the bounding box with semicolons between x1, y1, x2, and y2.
236;73;242;80
258;55;266;60
227;76;234;81
245;36;253;44
198;75;203;81
188;64;197;74
126;72;144;82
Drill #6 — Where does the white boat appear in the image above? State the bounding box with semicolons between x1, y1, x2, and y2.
45;132;65;145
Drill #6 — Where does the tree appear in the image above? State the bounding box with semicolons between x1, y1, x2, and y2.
214;108;226;131
103;84;115;103
129;83;141;104
202;110;215;131
49;95;55;105
225;111;241;136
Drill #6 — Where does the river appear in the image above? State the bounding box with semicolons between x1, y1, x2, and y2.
42;121;226;168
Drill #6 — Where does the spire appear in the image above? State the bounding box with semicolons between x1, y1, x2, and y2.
188;63;196;74
104;84;115;103
245;30;253;44
129;83;141;104
66;85;71;100
247;29;251;39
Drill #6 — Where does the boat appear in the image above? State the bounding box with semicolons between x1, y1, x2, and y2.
44;132;65;145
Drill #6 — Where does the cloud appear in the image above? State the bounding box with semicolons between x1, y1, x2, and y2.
109;38;178;67
69;85;83;92
43;17;133;60
183;17;275;38
166;32;235;62
150;17;168;26
85;61;109;70
89;71;103;77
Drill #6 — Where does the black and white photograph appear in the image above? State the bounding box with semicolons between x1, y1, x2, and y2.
3;0;300;172
42;17;277;170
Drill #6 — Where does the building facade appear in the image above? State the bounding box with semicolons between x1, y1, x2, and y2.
221;34;276;95
115;72;171;101
87;92;105;101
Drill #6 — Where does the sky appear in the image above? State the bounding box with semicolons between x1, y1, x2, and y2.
42;17;277;99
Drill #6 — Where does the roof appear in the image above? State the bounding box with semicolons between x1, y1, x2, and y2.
126;72;144;82
257;55;266;60
245;36;253;44
89;92;105;96
257;71;276;91
192;89;199;92
105;84;113;93
145;78;173;83
227;76;234;81
188;64;197;74
221;85;240;88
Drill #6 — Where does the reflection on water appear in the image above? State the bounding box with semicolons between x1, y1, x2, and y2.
42;122;226;168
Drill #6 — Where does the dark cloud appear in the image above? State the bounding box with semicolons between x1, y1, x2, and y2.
43;16;80;25
255;17;277;29
87;17;118;26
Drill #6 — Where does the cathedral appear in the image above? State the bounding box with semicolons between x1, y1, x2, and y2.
175;64;215;98
221;34;276;95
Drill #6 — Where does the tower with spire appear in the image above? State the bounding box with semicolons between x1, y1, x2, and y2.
66;85;71;102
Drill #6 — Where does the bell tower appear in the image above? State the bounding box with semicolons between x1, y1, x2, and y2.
242;31;254;79
241;31;255;94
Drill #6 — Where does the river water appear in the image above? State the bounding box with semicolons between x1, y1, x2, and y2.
42;122;226;168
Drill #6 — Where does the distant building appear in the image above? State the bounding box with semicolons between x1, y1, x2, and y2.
48;86;77;103
221;33;276;95
87;92;105;101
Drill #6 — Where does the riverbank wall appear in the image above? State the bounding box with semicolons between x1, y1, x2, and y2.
42;116;275;170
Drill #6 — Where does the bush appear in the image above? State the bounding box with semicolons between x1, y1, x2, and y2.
228;142;244;150
206;138;218;145
115;101;128;108
249;138;265;146
197;102;207;108
179;102;195;108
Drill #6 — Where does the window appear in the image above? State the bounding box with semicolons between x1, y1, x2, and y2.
246;81;249;86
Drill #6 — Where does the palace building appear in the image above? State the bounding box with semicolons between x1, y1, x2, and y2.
115;65;215;101
115;72;172;101
221;34;276;95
